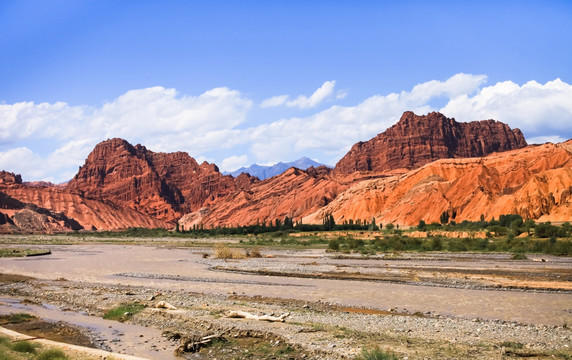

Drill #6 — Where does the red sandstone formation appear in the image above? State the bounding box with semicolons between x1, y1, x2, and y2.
0;171;169;231
66;138;240;222
178;166;347;229
2;111;570;232
306;141;572;226
335;111;527;174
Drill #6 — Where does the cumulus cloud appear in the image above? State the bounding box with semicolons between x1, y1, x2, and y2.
260;95;289;108
0;147;45;181
440;78;572;138
1;74;571;182
287;80;336;109
260;81;338;109
0;101;86;141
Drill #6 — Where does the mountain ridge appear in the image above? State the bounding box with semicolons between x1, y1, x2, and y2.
1;111;568;233
224;157;328;180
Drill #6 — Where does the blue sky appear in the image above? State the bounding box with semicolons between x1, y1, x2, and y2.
1;0;572;182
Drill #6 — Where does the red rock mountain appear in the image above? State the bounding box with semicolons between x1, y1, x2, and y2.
0;171;169;232
306;141;572;226
179;166;348;229
2;111;570;232
335;111;527;174
66;138;242;222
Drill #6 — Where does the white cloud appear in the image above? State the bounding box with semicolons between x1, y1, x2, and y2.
440;78;572;138
0;86;252;182
220;155;249;172
0;147;45;181
286;80;336;109
260;95;289;108
527;135;567;144
0;101;86;141
336;90;348;100
1;74;571;182
91;86;252;142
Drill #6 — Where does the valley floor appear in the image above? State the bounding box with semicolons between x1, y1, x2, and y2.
0;237;571;359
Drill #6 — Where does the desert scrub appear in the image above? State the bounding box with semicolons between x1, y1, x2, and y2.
36;349;69;360
103;303;145;322
12;341;37;354
245;247;262;258
0;313;35;325
214;244;245;259
355;347;399;360
0;248;51;258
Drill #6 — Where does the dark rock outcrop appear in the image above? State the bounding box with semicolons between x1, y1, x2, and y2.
66;138;241;222
335;111;527;174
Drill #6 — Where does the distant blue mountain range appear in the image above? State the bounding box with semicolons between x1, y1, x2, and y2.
223;157;329;180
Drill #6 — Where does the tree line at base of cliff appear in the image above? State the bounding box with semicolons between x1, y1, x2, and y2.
64;214;572;256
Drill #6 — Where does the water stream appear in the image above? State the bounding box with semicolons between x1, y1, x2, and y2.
0;296;178;360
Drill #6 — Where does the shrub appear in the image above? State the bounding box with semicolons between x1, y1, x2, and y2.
36;349;69;360
328;238;340;251
214;244;245;259
246;247;262;258
103;303;145;322
12;340;37;353
356;347;399;360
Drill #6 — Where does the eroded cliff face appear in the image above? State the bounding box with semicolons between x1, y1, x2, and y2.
2;112;570;233
66;138;240;222
179;166;346;228
335;111;527;174
306;141;572;226
0;171;169;232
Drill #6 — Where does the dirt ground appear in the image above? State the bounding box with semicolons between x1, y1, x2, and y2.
0;241;571;359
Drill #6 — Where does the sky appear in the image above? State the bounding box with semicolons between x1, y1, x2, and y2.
1;0;571;183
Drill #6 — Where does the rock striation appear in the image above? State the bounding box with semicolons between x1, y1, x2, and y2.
179;166;346;229
66;138;239;222
306;141;572;226
335;111;527;174
0;171;169;232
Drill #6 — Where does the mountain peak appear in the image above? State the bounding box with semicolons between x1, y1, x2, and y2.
225;157;328;180
335;111;527;174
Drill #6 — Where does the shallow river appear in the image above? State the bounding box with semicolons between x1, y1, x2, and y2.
1;244;571;328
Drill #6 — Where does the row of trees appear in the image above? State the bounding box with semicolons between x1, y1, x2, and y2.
174;213;571;239
420;214;571;239
177;214;380;235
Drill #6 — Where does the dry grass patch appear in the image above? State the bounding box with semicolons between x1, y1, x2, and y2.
214;244;246;259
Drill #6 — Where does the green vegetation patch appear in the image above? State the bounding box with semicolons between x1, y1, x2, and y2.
11;341;37;354
103;303;146;322
35;349;69;360
0;313;36;325
356;347;400;360
0;248;51;258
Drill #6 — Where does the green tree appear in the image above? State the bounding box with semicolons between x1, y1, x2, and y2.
440;211;449;225
369;217;378;231
323;213;335;230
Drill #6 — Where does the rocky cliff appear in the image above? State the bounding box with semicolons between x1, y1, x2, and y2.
335;111;527;174
3;112;571;232
0;171;169;231
66;138;240;223
306;141;572;226
179;166;346;228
